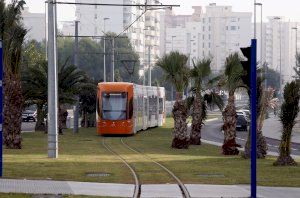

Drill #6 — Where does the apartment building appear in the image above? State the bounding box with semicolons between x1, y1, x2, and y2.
22;7;46;42
73;0;161;67
163;3;252;72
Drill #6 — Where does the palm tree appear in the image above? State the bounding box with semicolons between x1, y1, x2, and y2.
274;81;299;166
243;75;271;159
156;51;190;149
22;58;89;133
221;53;244;155
0;0;27;149
22;60;48;131
189;58;212;145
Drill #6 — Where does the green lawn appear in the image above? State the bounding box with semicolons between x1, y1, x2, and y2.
3;117;300;187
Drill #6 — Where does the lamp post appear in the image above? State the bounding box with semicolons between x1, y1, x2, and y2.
255;3;263;70
103;17;109;82
274;17;282;98
292;27;298;68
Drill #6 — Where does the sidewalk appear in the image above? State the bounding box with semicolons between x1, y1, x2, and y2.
1;178;300;198
263;114;300;144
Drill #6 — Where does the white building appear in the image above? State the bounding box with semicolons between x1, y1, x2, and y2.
74;0;161;67
22;7;46;42
263;17;300;85
163;4;252;72
144;0;161;66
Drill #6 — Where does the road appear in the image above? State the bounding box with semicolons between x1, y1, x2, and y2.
21;121;36;132
202;119;300;156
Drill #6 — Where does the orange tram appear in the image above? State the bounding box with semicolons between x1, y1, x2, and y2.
97;82;166;135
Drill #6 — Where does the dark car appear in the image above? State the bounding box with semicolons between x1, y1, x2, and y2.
22;110;36;122
236;114;248;131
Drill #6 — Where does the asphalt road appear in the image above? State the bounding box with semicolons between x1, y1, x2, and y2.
21;121;36;132
202;119;300;156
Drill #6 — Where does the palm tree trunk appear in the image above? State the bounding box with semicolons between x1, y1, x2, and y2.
35;103;46;131
84;109;88;128
190;92;202;145
222;92;240;155
172;92;189;149
274;124;297;166
3;75;23;149
243;89;269;159
58;106;64;135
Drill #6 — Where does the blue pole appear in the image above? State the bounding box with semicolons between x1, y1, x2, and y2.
0;39;3;177
250;39;257;198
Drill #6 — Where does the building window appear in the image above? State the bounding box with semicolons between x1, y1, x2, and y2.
230;26;236;31
203;18;205;23
209;26;211;31
208;43;211;48
193;42;196;46
209;34;211;40
203;35;205;40
203;43;205;48
193;49;196;52
193;35;196;38
226;26;228;30
94;14;97;19
203;26;205;31
95;5;97;9
209;17;211;23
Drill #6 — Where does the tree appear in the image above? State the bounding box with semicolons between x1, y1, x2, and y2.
0;0;27;149
265;64;280;91
79;79;97;128
274;81;299;166
156;51;190;149
189;58;212;145
293;53;300;81
22;60;48;131
57;34;140;83
221;53;244;155
22;58;90;133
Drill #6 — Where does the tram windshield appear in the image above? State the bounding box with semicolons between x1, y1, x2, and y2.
102;92;127;120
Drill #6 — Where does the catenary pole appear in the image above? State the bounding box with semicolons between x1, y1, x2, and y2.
48;0;58;158
73;21;79;133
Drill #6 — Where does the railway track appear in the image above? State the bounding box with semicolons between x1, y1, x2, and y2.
102;138;140;198
102;137;191;198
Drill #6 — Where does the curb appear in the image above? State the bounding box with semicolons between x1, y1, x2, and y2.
201;139;300;158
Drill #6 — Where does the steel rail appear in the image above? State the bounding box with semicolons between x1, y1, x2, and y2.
120;138;191;198
102;138;140;198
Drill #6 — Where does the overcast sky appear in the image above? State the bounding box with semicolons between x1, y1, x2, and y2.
15;0;300;22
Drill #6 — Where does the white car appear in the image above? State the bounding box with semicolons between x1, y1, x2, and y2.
236;110;247;118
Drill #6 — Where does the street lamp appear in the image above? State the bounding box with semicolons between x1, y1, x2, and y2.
292;27;298;68
254;3;263;67
274;16;282;98
103;17;110;82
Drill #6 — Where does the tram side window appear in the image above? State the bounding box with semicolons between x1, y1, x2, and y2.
102;92;127;120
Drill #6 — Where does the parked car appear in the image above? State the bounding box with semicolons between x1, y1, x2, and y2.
22;110;36;122
236;114;248;131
